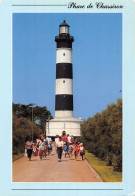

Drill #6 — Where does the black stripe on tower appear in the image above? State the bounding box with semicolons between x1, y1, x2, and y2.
55;95;73;111
56;63;73;79
56;41;72;48
55;35;74;48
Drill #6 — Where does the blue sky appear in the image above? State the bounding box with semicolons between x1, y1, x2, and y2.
13;13;122;119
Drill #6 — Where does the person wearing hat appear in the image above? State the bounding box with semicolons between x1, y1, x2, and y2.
57;137;64;162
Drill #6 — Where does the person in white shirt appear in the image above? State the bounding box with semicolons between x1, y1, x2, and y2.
46;136;52;145
39;139;46;160
67;135;71;143
55;135;59;152
57;137;64;162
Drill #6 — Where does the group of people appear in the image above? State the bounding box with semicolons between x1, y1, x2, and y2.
25;134;85;162
54;134;85;162
25;136;53;161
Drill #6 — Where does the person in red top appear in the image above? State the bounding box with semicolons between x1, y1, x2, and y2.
77;142;80;150
62;134;67;143
71;135;74;144
74;142;79;160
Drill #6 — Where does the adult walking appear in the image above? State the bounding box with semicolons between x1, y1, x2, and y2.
74;142;79;160
54;135;59;153
25;138;33;161
57;137;64;162
80;143;85;161
62;133;67;144
39;139;46;160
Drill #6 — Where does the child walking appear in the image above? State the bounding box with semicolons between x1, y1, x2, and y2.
39;139;45;160
68;143;73;158
63;142;68;157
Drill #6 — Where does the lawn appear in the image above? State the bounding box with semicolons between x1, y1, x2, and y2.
85;151;122;182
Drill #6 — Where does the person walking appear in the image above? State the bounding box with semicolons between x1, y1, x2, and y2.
54;135;59;153
39;139;46;160
33;142;38;156
74;142;79;160
25;138;33;161
46;136;52;146
67;135;71;143
80;143;85;160
68;143;73;158
62;133;67;144
57;137;64;162
71;135;74;144
63;142;68;157
36;137;41;156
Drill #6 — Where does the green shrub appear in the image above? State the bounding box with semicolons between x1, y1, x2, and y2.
80;98;122;171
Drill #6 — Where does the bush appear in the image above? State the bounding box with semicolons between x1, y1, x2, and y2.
112;155;122;172
80;99;122;171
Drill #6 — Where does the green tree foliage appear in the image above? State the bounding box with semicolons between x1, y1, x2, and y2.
13;114;42;155
80;99;122;172
13;103;53;155
13;103;53;132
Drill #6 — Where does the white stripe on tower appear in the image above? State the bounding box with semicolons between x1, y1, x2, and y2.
56;48;72;63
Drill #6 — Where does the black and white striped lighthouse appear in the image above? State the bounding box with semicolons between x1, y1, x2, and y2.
55;20;74;118
46;20;83;137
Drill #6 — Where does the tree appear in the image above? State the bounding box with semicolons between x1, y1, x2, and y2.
13;114;42;154
79;98;122;171
13;103;53;132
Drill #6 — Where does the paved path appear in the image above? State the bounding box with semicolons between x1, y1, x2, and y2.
12;148;103;182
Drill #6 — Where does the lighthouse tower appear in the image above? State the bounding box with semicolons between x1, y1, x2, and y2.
55;20;74;118
46;20;83;137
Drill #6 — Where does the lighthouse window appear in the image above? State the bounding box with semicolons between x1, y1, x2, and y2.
60;26;69;34
63;80;65;83
63;53;65;56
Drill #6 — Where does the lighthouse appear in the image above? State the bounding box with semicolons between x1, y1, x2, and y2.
55;20;74;118
46;20;83;137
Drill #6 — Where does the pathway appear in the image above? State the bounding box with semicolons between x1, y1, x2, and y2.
12;148;103;182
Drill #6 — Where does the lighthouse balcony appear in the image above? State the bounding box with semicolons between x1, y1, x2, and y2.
55;36;74;48
55;34;74;41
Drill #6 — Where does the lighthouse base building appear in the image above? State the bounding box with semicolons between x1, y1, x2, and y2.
46;117;83;137
46;20;83;137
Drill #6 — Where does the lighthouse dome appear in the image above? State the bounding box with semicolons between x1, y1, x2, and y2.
59;20;70;27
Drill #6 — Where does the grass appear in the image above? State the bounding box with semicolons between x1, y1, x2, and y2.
85;151;122;182
13;153;24;162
